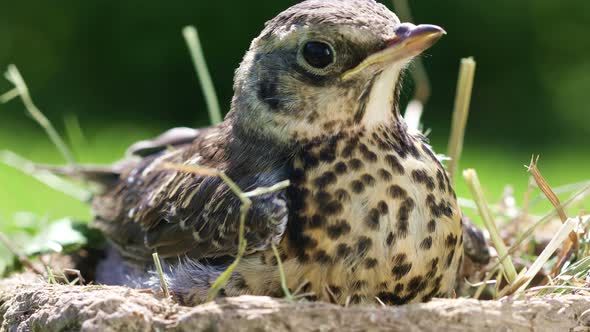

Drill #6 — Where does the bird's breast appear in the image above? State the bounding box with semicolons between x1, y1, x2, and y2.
274;126;463;304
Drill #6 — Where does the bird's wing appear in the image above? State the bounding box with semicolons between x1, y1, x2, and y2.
92;123;290;263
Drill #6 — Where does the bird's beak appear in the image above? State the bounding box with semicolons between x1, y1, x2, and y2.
341;24;445;80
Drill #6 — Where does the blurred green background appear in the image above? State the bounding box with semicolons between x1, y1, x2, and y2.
0;0;588;227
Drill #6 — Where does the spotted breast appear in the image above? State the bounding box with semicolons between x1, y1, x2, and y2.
231;122;463;305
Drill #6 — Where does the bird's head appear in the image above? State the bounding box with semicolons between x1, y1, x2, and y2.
231;0;444;145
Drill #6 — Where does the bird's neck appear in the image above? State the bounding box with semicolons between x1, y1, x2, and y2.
358;64;405;131
227;114;295;171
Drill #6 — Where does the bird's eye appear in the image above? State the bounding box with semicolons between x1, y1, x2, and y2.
302;41;335;69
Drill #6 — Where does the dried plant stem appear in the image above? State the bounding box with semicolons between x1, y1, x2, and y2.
486;184;590;275
527;156;572;228
182;26;223;125
473;265;500;299
526;156;578;276
152;252;171;299
507;217;578;295
447;58;476;181
2;65;76;166
162;163;290;301
63;268;85;285
464;169;518;282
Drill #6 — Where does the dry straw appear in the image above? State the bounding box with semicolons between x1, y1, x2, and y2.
464;169;518;283
447;58;476;182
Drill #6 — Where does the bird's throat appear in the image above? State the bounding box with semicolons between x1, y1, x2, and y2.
361;64;403;129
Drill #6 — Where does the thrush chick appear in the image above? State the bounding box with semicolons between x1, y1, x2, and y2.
91;0;464;306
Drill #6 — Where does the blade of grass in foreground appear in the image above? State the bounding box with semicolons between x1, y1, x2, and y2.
2;65;76;166
447;58;476;182
183;26;223;125
464;168;518;283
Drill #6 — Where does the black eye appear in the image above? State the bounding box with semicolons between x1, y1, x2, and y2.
302;41;334;69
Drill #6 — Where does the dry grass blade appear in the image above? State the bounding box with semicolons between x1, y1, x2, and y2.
472;264;500;299
152;252;171;299
527;156;571;226
2;65;76;166
526;156;578;275
182;26;223;125
447;58;476;181
508;217;579;296
486;183;590;275
464;168;518;282
63;268;86;285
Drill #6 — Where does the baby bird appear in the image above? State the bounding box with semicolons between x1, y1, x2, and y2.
90;0;466;306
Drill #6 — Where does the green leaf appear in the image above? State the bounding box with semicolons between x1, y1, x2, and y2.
23;218;88;256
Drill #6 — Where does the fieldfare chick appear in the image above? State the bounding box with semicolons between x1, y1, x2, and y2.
91;0;466;306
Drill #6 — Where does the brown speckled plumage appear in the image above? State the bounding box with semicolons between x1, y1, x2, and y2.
82;0;484;306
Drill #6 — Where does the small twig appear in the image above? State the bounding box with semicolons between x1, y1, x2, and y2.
0;232;45;275
271;243;293;300
375;296;386;307
494;268;504;298
292;292;317;301
325;285;339;304
2;65;76;165
63;268;86;285
464;169;518;282
291;280;310;298
526;156;579;276
485;186;590;276
447;58;476;181
152;252;171;299
182;26;223;125
472;265;500;299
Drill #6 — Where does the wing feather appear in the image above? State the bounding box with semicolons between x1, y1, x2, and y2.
92;123;290;263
